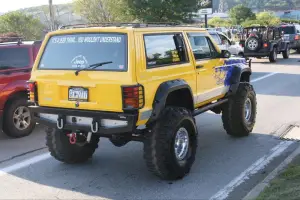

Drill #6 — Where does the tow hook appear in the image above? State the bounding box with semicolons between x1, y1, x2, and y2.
67;133;77;144
57;116;65;130
91;120;99;133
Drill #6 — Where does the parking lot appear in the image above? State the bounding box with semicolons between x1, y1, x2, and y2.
0;53;300;199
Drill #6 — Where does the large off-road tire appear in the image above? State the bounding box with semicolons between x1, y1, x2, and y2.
282;45;290;59
46;128;99;164
3;97;35;138
222;83;257;137
269;47;277;63
143;107;198;180
245;36;260;51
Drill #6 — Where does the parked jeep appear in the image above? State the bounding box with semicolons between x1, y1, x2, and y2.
29;23;256;180
240;26;290;62
279;23;300;53
0;38;41;137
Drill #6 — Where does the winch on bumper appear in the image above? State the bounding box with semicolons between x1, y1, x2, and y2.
29;106;138;135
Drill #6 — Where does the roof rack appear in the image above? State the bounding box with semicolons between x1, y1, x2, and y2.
58;22;198;30
0;36;24;45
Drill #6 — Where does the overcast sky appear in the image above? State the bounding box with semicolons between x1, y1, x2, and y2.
0;0;73;13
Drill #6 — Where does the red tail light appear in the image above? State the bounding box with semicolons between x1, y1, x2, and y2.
27;81;38;103
295;35;300;40
263;43;268;48
122;85;144;110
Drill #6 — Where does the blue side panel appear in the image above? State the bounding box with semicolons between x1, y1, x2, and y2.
214;57;248;86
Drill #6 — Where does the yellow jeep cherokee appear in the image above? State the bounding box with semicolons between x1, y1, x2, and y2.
28;23;256;180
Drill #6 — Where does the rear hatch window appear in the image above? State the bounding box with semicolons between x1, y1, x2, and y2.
279;26;296;34
0;47;30;69
39;33;127;71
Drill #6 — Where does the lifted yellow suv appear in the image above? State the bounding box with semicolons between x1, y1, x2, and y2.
29;23;256;180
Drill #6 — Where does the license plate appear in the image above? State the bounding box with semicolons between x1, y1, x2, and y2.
284;36;290;41
68;87;88;101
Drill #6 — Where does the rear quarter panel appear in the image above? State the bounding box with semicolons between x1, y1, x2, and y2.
0;77;29;110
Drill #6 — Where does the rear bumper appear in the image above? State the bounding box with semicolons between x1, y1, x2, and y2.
0;110;3;131
244;52;270;57
29;106;138;135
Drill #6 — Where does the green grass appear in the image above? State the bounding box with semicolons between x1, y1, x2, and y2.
256;156;300;200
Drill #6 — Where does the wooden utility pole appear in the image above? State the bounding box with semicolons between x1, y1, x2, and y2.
49;0;55;31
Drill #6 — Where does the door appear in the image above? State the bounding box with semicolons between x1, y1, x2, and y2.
185;32;226;106
0;47;31;92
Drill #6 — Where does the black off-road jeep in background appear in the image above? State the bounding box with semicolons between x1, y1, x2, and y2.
240;26;290;62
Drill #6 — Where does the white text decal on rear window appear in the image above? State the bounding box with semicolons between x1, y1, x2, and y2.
51;36;122;44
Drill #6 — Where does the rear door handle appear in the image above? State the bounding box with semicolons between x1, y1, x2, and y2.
196;65;204;69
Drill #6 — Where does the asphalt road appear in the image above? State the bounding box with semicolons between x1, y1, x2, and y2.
1;54;300;200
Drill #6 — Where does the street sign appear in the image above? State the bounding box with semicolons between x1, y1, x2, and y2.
198;8;213;15
198;0;213;15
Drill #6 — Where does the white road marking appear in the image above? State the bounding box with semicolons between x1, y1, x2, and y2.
0;153;51;176
251;72;278;83
209;141;294;200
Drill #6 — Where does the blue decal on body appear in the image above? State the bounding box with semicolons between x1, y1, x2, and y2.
214;58;247;86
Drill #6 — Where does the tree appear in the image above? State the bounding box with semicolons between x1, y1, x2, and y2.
208;17;232;27
0;11;44;40
73;0;134;23
256;11;281;26
125;0;199;23
229;4;256;25
241;11;281;27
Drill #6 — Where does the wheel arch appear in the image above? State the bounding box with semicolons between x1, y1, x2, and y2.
227;66;252;96
3;91;28;116
147;79;194;125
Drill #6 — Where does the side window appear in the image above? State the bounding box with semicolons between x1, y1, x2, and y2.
210;34;221;45
274;29;280;39
187;33;216;60
144;33;188;68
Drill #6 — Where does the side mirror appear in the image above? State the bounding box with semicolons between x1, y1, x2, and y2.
221;50;231;58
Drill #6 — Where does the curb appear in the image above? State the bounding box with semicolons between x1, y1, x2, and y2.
242;144;300;200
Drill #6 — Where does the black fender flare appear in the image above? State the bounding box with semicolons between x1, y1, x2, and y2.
270;43;279;52
283;42;290;51
147;79;194;125
226;66;252;96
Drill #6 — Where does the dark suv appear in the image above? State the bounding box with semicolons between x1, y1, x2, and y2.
240;26;290;62
0;38;41;137
279;24;300;53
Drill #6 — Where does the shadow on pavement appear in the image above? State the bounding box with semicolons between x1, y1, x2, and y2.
3;113;282;199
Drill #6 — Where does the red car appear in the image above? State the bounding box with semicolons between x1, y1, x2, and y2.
0;39;41;137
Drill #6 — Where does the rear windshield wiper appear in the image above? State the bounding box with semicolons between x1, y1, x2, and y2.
75;61;113;76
